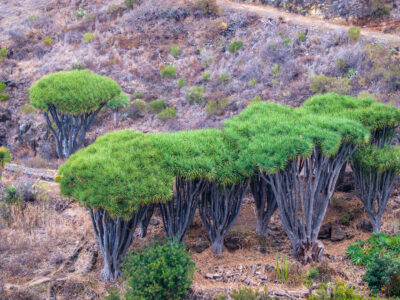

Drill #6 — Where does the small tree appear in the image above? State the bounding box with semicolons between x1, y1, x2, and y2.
351;146;400;232
29;70;121;158
58;130;174;281
107;92;130;128
0;146;11;179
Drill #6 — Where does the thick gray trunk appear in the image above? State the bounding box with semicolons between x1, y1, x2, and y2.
261;144;355;264
89;206;147;282
138;204;155;238
199;182;249;254
113;110;118;128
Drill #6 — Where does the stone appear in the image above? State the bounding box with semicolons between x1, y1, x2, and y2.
359;219;373;232
189;240;209;253
149;219;160;226
318;223;332;239
331;227;346;242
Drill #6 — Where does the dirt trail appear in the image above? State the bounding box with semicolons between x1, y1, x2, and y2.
218;0;400;45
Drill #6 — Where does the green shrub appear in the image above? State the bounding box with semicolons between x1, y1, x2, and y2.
159;107;176;120
249;78;257;86
250;96;261;104
309;281;364;299
149;99;166;113
1;185;21;205
230;287;270;300
206;98;229;116
0;48;7;61
272;64;280;78
82;32;95;43
283;37;292;47
20;104;36;114
348;27;361;42
195;0;219;16
308;268;319;280
363;254;400;296
124;0;139;9
170;45;180;57
132;99;147;112
336;58;348;73
134;91;145;99
186;86;205;104
298;32;307;42
76;9;86;18
347;233;400;266
43;36;52;45
122;240;195;300
310;75;351;94
202;72;212;81
0;146;11;169
228;40;243;54
0;81;10;102
177;78;187;88
217;72;230;84
161;64;177;78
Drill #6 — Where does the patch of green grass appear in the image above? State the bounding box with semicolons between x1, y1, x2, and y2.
228;40;243;54
217;72;230;84
43;36;52;45
159;107;176;120
177;78;187;88
170;45;180;57
82;32;95;43
161;64;177;78
149;99;166;113
202;72;212;81
348;27;361;42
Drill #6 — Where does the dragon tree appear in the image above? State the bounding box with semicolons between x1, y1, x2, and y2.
224;101;369;264
58;130;174;281
29;70;122;158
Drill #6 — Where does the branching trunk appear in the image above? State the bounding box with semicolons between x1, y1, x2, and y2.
89;206;147;282
138;204;155;238
261;144;355;264
352;164;397;232
371;126;396;148
44;103;105;158
159;177;205;244
199;182;249;254
250;174;277;237
113;109;119;128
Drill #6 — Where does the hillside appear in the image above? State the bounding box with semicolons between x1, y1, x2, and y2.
1;0;400;299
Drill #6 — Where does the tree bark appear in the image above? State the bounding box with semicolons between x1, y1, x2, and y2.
89;206;147;282
352;163;397;233
138;204;155;238
113;110;118;128
159;177;205;244
250;174;277;237
199;181;249;254
44;103;106;158
261;144;355;264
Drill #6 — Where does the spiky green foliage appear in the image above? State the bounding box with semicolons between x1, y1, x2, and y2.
107;93;130;111
0;81;10;102
58;130;175;218
352;145;400;175
302;93;400;132
0;147;11;168
223;101;369;176
29;70;121;114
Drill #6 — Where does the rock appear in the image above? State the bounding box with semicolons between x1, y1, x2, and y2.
359;219;373;232
205;273;221;280
260;246;267;254
224;235;241;252
331;227;346;242
318;223;332;239
149;219;160;226
243;277;253;286
0;109;11;122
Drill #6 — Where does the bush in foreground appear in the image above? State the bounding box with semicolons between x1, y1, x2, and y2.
122;240;194;300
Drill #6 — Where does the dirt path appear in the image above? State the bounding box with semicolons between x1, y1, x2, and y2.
218;0;400;45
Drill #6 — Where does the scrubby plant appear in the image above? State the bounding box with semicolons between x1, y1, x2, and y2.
228;40;243;54
0;47;7;60
82;32;95;43
122;240;194;300
348;27;361;42
309;281;365;299
186;86;205;104
195;0;219;16
217;72;230;84
177;77;187;88
298;32;307;42
310;75;351;94
125;0;139;9
133;91;145;99
170;45;180;57
1;185;21;205
75;8;86;18
0;81;10;102
43;36;52;45
159;107;176;120
206;98;229;116
132;99;147;112
107;93;130;128
363;253;400;296
272;64;280;78
29;70;121;158
202;71;212;81
336;58;348;73
230;287;270;300
249;78;257;86
283;37;292;47
20;104;36;114
0;147;11;179
351;145;400;232
161;64;177;78
149;99;166;113
276;253;290;284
